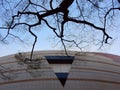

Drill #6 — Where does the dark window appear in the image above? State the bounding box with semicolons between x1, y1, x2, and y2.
45;56;74;64
55;73;68;86
45;55;74;86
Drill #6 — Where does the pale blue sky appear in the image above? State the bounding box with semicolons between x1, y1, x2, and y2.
0;0;120;57
0;34;120;57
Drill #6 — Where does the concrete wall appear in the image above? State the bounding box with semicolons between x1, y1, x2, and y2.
0;51;120;90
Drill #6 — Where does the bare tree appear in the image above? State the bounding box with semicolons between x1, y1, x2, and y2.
0;0;120;60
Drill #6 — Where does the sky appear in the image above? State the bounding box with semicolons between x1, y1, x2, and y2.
0;33;120;57
0;0;120;57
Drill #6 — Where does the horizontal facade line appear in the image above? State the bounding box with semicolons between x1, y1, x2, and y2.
2;67;52;73
75;59;120;67
1;59;120;69
0;61;17;65
0;59;46;65
0;58;120;68
2;66;120;76
0;78;120;86
69;78;120;84
72;67;120;75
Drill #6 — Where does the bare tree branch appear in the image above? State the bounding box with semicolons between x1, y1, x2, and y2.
28;27;37;60
0;0;120;60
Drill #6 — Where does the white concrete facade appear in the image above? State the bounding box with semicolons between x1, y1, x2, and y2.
0;50;120;90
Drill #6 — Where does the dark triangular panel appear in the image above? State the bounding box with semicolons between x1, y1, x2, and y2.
45;56;74;64
45;56;74;86
55;73;68;86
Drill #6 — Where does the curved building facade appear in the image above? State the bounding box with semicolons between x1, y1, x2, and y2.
0;50;120;90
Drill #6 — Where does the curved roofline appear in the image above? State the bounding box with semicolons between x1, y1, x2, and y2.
0;50;120;62
90;52;120;62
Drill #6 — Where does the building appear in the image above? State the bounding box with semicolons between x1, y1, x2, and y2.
0;50;120;90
